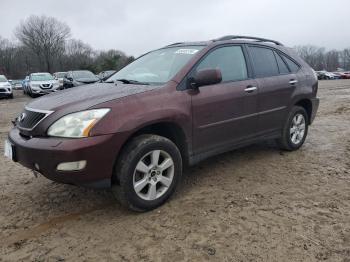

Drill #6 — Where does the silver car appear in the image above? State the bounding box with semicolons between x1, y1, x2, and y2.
27;73;60;97
0;75;13;99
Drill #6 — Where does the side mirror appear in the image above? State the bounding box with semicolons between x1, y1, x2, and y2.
190;68;222;89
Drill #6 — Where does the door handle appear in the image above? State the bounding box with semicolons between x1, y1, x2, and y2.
289;79;298;85
244;86;257;93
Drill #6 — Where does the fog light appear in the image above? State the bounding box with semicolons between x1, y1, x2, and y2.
57;161;86;171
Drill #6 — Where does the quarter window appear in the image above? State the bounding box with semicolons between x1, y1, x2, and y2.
196;46;248;82
282;55;300;73
249;46;279;78
275;52;290;74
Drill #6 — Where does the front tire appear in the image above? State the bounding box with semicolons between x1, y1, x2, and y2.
277;106;309;151
112;134;182;212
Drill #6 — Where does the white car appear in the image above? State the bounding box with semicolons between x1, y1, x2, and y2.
53;72;67;89
27;73;60;97
0;75;13;99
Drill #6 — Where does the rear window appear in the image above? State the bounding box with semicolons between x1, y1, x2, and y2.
249;46;279;78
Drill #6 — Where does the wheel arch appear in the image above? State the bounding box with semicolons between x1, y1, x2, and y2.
295;98;312;124
112;121;190;185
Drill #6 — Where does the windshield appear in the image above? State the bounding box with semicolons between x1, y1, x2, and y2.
0;75;8;82
107;46;204;84
31;73;54;81
55;72;66;78
73;71;96;79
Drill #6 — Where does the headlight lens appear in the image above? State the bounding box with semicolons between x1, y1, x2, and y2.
47;109;110;138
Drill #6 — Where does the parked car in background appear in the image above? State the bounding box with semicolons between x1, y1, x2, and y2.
6;35;319;211
11;80;23;90
0;75;13;98
27;73;60;97
316;71;336;80
333;71;350;79
343;72;350;79
98;70;116;80
22;76;30;94
63;70;100;89
53;72;67;89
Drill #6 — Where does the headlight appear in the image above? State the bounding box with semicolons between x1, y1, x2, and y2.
47;109;110;138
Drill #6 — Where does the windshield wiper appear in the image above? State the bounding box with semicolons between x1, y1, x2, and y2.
115;79;150;85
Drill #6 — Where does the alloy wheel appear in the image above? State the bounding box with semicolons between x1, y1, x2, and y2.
133;150;174;201
290;113;306;145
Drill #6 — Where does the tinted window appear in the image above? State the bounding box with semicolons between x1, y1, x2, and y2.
249;46;279;77
275;52;290;74
196;46;248;82
282;55;300;73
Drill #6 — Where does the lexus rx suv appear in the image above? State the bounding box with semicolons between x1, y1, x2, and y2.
5;35;319;211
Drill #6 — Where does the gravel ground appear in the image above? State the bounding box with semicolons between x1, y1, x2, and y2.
0;81;350;262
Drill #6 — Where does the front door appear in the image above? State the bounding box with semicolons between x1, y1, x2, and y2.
190;45;259;155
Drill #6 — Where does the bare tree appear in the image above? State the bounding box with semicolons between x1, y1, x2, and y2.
294;45;326;70
15;15;70;73
63;39;95;70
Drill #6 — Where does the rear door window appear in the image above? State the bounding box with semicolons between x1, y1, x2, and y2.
248;46;279;78
196;45;248;82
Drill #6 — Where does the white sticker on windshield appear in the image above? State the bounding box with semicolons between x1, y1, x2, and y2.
175;49;199;55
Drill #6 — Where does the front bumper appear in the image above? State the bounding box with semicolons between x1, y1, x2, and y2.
31;88;59;95
8;128;124;188
310;97;320;124
0;90;13;97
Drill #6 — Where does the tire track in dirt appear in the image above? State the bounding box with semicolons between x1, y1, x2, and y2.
0;204;113;247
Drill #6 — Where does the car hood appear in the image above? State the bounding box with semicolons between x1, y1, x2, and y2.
30;80;58;85
75;78;99;83
0;82;11;87
26;82;162;111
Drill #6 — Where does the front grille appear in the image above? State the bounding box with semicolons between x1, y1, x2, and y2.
17;109;48;130
41;84;52;89
0;88;6;92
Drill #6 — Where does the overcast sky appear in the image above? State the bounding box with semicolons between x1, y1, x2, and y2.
0;0;349;56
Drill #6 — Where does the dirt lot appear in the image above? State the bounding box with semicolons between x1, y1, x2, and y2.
0;81;350;262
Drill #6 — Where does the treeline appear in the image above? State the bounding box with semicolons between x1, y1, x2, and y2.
294;46;350;71
1;15;350;79
0;15;134;79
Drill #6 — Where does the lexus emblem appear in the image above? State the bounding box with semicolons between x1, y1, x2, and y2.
18;112;26;122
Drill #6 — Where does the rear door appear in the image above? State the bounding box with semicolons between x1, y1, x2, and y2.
191;45;259;155
247;45;298;135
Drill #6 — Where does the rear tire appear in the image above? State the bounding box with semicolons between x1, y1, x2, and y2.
277;106;309;151
112;134;182;212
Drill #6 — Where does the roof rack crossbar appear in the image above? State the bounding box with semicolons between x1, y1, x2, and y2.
213;35;283;46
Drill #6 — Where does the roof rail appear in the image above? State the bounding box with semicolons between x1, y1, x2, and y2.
166;42;185;47
213;35;283;46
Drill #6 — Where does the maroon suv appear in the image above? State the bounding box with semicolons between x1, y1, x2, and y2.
5;35;319;211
